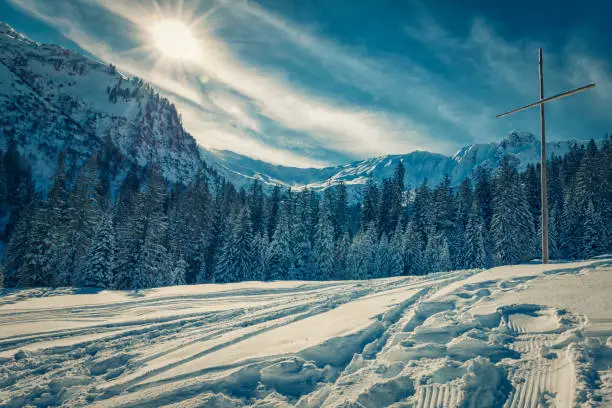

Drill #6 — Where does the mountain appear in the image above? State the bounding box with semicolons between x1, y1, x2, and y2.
0;22;215;192
201;131;590;197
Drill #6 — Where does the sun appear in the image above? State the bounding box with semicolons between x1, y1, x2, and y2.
151;20;199;60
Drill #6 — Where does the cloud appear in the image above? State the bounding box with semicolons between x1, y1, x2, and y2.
9;0;610;168
403;8;612;141
9;0;456;166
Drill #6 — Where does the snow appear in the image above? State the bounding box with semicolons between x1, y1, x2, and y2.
1;257;611;407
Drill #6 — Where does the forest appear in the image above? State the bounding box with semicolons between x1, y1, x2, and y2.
0;136;610;289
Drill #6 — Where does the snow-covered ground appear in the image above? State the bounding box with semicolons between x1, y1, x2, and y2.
0;257;611;407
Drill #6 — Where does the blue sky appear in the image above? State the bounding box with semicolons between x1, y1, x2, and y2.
1;0;610;167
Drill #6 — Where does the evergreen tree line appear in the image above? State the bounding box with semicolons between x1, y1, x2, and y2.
0;136;610;289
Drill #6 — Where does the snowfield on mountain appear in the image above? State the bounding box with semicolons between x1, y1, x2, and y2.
0;257;611;407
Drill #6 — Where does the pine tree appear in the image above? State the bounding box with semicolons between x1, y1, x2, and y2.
376;179;394;236
80;212;115;288
116;167;169;289
360;178;378;230
402;221;424;275
464;201;487;269
249;181;265;236
251;233;267;281
390;161;406;232
310;212;335;280
18;204;54;286
64;156;103;284
374;234;391;278
168;255;188;286
266;185;281;240
334;232;351;280
473;167;493;229
491;159;534;265
332;182;349;240
3;202;35;286
215;207;255;283
346;222;377;279
375;229;403;278
290;191;312;280
265;201;293;281
411;180;433;244
582;200;605;258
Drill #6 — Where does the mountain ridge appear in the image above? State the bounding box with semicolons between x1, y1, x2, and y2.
200;131;593;196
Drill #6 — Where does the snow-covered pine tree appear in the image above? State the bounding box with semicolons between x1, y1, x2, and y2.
379;229;404;277
290;191;312;280
376;179;394;236
334;232;351;280
265;185;281;240
65;156;103;284
265;201;293;281
215;207;255;283
248;180;265;236
560;183;581;259
454;177;473;269
166;171;211;283
411;180;433;244
582;200;605;258
424;229;452;274
346;222;377;279
374;234;391;278
17;203;54;286
547;206;561;260
250;232;268;281
473;167;493;230
332;182;349;240
80;211;115;288
464;201;487;269
402;221;424;275
3;202;34;286
491;159;534;265
42;154;72;285
390;160;406;232
360;178;379;231
310;211;335;280
170;256;188;286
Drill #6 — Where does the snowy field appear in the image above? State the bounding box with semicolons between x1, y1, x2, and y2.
0;257;611;407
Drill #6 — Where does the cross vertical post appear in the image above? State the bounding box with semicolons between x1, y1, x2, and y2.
538;48;549;264
496;50;595;264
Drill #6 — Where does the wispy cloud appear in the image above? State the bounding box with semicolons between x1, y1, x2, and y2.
7;0;611;167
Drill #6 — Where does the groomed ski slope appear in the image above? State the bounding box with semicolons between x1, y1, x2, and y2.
0;257;611;407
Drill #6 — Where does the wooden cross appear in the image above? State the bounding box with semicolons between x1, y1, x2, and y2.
497;48;595;264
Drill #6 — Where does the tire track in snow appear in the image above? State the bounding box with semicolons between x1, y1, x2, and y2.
414;383;462;408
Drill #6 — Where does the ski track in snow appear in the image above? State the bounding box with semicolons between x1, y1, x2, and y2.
0;258;611;407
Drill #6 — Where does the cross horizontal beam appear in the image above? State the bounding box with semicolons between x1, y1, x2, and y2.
496;82;596;118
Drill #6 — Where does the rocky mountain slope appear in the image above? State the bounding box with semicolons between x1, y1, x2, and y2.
0;22;212;191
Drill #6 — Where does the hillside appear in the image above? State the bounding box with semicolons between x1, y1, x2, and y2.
0;257;610;407
0;22;212;190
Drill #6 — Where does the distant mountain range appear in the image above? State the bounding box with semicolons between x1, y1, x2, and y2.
0;22;593;200
200;131;589;197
